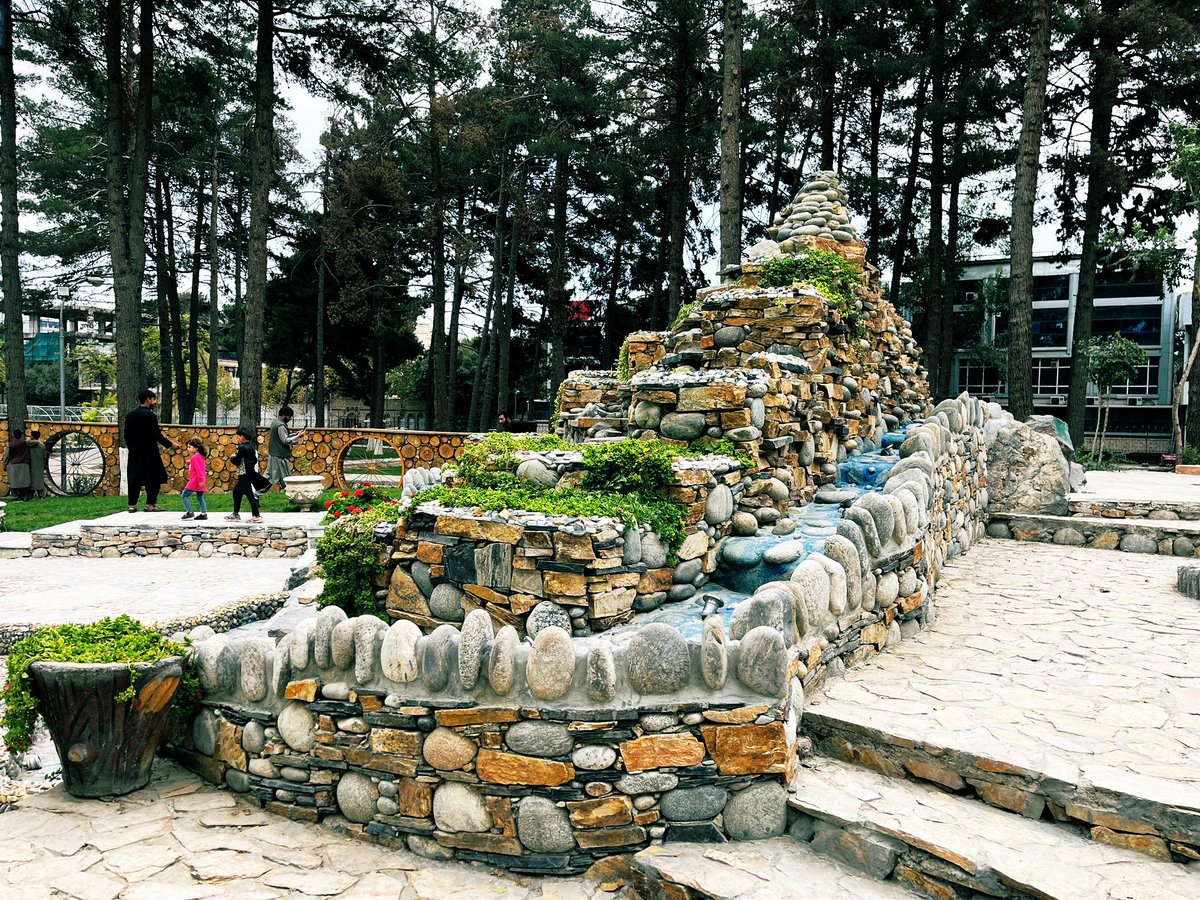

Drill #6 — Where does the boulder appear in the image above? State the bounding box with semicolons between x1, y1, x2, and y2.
984;419;1070;516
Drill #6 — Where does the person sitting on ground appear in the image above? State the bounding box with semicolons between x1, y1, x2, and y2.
267;406;306;490
3;428;31;501
27;429;46;499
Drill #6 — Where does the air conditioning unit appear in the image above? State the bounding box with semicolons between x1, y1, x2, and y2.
1049;395;1064;405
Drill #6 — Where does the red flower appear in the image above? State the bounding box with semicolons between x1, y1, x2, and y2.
341;491;349;498
333;511;341;518
354;489;364;498
324;500;333;509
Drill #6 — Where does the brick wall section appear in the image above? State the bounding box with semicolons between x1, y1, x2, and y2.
0;421;467;496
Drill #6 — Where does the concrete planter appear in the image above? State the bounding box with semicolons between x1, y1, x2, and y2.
29;656;184;797
284;474;326;511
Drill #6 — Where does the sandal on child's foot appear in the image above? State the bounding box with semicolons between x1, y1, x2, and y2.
127;506;137;513
247;516;263;524
181;512;194;520
144;505;164;512
224;514;241;521
194;513;208;520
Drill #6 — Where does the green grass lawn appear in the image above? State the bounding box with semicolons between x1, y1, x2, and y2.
2;490;313;533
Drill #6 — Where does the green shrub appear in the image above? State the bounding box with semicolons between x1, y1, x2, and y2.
616;339;631;381
316;504;402;618
581;440;679;497
453;432;572;489
671;299;702;329
2;616;186;754
1074;449;1133;471
414;482;687;555
1183;444;1200;466
322;482;394;523
759;249;864;339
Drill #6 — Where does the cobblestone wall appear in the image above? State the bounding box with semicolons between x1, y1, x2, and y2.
172;601;800;871
30;522;311;559
0;421;467;496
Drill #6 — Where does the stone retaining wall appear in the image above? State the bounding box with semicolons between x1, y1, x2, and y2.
30;524;312;559
172;601;800;871
388;456;746;635
0;421;468;496
1068;499;1200;521
731;393;990;697
987;514;1200;556
557;372;631;443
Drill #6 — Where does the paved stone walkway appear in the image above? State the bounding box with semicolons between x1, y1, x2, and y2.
812;539;1200;790
0;556;298;627
0;762;625;900
1071;469;1200;504
35;511;325;534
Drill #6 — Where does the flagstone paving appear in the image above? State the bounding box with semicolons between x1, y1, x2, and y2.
0;762;629;900
809;537;1200;793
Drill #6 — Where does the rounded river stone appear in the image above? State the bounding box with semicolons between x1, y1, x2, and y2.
721;538;762;569
660;785;728;821
527;601;572;638
730;512;758;536
586;640;616;701
458;608;493;690
622;528;643;565
505;720;574;758
429;584;466;622
277;701;315;753
762;540;803;566
736;626;787;697
381;619;422;683
192;709;218;756
526;626;575;700
488;625;520;695
517;797;576;853
422;624;458;691
673;558;702;584
331;620;356;670
641;533;668;568
633;401;663;429
573;745;617;770
700;616;727;689
313;605;346;669
433;782;491;833
713;325;745;348
336;771;378;824
616;772;678;794
242;720;266;754
704;484;734;524
516;459;559;488
423;726;477;770
238;639;271;701
626;623;690;694
724;781;787;840
660;412;706;441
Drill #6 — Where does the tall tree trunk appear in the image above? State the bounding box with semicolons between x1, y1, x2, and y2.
447;192;467;427
370;295;385;428
183;183;204;424
467;280;495;433
1008;0;1051;422
1184;243;1200;449
492;156;511;427
152;170;173;420
0;0;27;430
816;0;836;170
888;69;929;306
547;151;568;404
314;167;326;428
665;16;690;325
867;79;884;267
427;8;449;431
106;0;153;441
207;131;219;425
234;186;245;364
162;173;187;424
241;0;273;430
604;232;625;365
940;118;965;401
1067;9;1119;448
718;0;742;270
922;7;948;396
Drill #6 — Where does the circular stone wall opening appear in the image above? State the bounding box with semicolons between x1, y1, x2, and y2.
336;436;406;490
45;429;106;496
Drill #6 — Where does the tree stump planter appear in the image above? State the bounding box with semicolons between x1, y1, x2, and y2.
284;474;326;511
28;656;184;798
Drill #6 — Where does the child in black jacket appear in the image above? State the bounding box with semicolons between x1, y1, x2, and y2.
226;426;268;522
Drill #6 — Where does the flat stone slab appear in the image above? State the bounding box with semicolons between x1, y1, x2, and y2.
808;539;1200;846
0;556;296;627
790;757;1200;900
1071;469;1200;505
0;760;619;900
632;838;914;899
70;510;325;531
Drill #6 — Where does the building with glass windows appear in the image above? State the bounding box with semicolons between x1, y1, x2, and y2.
951;254;1191;453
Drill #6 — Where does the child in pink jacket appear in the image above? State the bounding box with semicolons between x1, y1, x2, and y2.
182;438;208;520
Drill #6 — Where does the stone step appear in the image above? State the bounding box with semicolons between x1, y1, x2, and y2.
788;756;1200;900
630;837;918;899
803;707;1200;860
1068;497;1200;521
989;512;1200;556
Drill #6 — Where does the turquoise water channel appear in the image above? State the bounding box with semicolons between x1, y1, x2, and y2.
608;434;905;642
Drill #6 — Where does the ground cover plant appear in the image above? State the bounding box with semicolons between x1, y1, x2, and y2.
1;616;186;754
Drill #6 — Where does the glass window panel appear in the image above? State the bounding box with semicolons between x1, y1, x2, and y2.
1091;304;1161;346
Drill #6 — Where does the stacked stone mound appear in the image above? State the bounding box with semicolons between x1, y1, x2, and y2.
556;371;631;442
626;235;928;505
172;601;800;871
387;454;745;634
766;170;862;249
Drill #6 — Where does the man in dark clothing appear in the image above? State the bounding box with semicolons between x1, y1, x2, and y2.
125;389;179;512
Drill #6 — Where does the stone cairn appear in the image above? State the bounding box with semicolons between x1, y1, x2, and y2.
766;170;862;249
